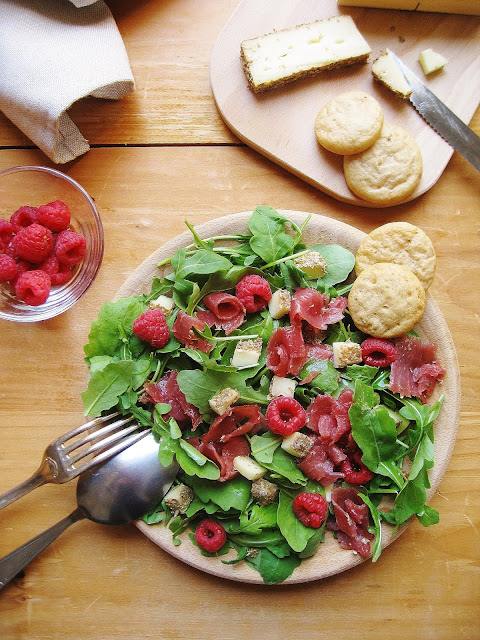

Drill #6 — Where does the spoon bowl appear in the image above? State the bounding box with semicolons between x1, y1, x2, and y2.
0;432;178;589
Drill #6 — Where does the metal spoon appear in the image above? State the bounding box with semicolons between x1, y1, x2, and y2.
0;432;178;589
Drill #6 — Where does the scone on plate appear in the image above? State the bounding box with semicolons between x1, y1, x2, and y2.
343;122;423;204
355;221;436;290
348;262;426;338
315;91;384;155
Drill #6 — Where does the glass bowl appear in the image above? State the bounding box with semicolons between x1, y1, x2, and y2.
0;166;104;322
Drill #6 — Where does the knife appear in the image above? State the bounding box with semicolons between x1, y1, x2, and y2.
389;51;480;173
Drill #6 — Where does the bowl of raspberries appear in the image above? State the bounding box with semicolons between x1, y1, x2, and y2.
0;165;103;322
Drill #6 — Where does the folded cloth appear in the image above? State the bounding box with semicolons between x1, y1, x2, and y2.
0;0;135;163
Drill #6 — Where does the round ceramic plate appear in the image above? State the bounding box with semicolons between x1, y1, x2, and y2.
114;211;461;585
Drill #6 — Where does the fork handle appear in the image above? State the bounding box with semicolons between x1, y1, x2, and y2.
0;507;85;590
0;468;48;511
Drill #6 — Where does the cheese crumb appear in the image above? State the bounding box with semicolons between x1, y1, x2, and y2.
251;477;279;506
164;484;194;515
418;48;448;75
294;251;328;278
209;387;240;415
268;376;297;400
332;340;362;368
281;432;315;457
268;289;291;319
231;337;262;368
149;294;175;315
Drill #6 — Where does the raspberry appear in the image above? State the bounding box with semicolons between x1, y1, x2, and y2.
13;223;54;263
0;254;18;282
341;451;374;485
0;219;13;249
12;260;31;284
132;308;170;349
10;206;39;233
266;396;306;436
361;338;396;368
194;519;227;553
15;270;51;306
55;229;86;266
3;241;16;258
235;274;272;313
292;492;328;528
37;200;71;232
51;262;72;286
38;254;59;276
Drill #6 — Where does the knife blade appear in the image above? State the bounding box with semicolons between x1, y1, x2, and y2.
389;51;480;173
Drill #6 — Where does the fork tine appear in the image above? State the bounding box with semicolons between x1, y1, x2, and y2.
51;412;121;446
65;429;152;479
60;415;135;456
66;421;144;467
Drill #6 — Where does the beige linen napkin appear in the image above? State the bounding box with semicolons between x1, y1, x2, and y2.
0;0;135;163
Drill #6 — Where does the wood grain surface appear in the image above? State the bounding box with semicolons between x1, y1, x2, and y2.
211;0;480;205
0;1;479;639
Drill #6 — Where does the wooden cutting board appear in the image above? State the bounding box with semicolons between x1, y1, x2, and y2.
210;0;480;207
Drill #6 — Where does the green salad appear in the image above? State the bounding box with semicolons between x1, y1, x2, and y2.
82;206;444;584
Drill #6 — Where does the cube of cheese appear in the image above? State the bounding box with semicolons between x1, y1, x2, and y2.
164;484;194;515
149;294;175;315
231;337;262;368
281;432;315;457
209;388;239;415
332;340;362;368
372;49;412;98
268;376;297;399
251;477;279;506
418;48;448;75
294;251;328;278
233;456;267;481
268;289;291;319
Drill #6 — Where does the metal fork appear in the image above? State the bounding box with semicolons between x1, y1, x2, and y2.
0;413;149;510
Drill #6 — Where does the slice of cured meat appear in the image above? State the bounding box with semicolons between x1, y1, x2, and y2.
389;336;445;402
306;387;353;444
266;325;307;377
198;292;246;335
201;404;264;443
172;310;213;353
290;288;348;332
330;487;373;557
188;436;250;482
297;441;344;486
143;370;202;429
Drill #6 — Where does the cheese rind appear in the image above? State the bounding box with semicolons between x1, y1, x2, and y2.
371;49;412;98
241;15;371;93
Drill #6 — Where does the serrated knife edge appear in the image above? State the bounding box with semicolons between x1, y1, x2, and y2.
389;51;480;173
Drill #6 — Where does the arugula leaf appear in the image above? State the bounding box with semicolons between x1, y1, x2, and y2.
309;243;355;287
250;431;282;464
245;548;301;584
175;250;233;280
186;475;251;512
177;369;268;413
248;206;294;264
84;297;145;359
260;448;308;485
82;360;135;416
359;492;382;562
299;359;340;394
230;503;278;535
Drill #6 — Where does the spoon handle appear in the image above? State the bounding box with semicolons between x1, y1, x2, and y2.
0;507;85;590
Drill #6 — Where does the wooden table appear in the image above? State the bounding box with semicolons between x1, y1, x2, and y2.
0;2;479;638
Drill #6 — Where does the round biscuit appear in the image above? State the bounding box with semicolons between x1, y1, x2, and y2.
315;91;384;155
348;262;426;338
355;222;436;290
343;122;423;204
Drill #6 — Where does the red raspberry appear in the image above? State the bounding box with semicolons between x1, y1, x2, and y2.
38;254;59;276
13;223;54;263
55;229;86;266
10;206;39;233
37;200;71;232
132;308;170;349
361;338;396;368
3;241;16;258
341;451;374;485
266;396;306;436
15;270;51;306
0;254;18;282
12;260;31;284
194;519;227;553
235;274;272;313
292;492;328;528
51;262;72;286
0;219;13;249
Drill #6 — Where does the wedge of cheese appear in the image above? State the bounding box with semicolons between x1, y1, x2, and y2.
241;15;371;93
371;49;412;98
337;0;480;15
